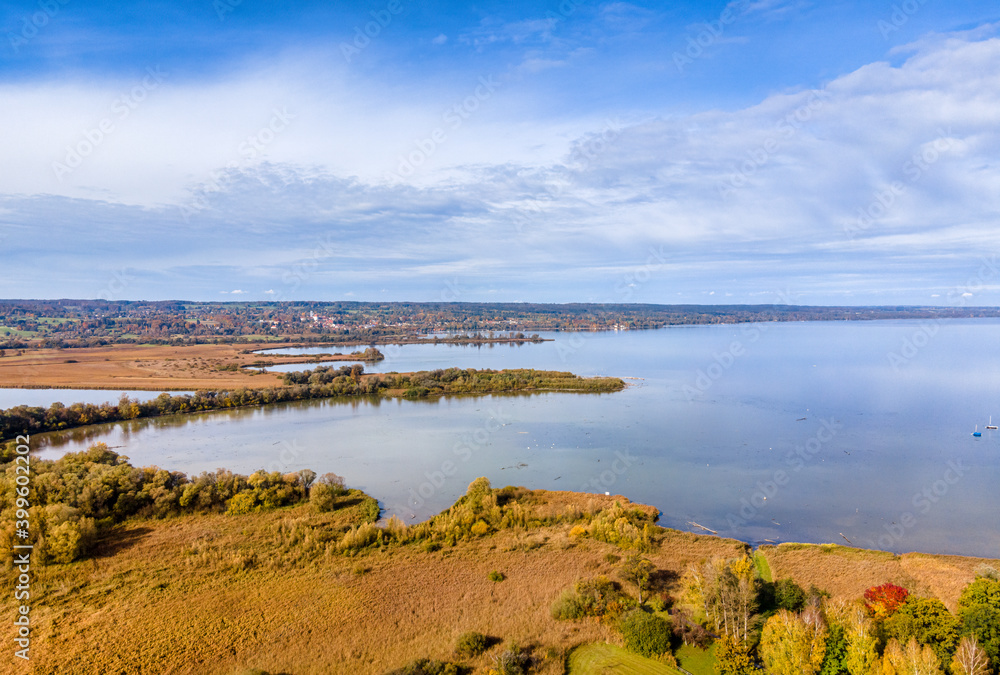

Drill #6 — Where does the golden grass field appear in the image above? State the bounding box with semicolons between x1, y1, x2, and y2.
758;542;1000;613
0;343;370;391
6;489;998;675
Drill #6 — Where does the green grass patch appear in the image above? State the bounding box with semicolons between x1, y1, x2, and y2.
0;326;38;337
675;643;716;675
752;550;772;582
568;643;681;675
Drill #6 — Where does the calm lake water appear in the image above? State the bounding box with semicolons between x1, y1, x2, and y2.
0;389;192;409
24;319;1000;558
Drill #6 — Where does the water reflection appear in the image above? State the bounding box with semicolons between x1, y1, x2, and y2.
29;321;1000;558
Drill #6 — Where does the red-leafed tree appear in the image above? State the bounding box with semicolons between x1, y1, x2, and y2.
864;583;909;619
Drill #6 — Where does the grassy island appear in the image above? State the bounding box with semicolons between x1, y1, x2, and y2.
0;366;625;441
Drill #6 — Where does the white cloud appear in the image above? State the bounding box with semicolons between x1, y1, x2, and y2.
3;26;1000;303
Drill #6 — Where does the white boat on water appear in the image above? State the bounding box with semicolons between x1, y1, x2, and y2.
987;416;998;430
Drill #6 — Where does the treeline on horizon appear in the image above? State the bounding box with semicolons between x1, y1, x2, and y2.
2;298;997;349
0;366;623;440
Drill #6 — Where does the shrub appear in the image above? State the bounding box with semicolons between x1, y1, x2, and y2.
619;609;673;658
974;564;1000;581
774;578;807;612
310;473;346;513
489;570;506;582
551;576;633;620
455;631;489;658
384;658;461;675
424;541;442;553
492;643;531;675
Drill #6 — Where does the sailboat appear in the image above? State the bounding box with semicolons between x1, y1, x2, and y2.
987;416;997;430
973;425;982;437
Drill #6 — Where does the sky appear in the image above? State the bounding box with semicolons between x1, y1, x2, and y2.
1;0;999;305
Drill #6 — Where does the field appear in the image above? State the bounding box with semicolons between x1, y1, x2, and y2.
675;644;716;675
5;486;998;675
758;542;1000;612
567;643;680;674
7;490;743;675
0;343;370;390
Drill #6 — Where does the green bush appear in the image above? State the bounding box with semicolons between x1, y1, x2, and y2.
551;576;633;620
455;631;489;658
618;609;673;659
310;473;347;513
488;570;505;582
774;578;807;612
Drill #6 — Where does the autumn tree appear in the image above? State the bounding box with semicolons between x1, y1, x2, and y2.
951;636;990;675
759;608;827;675
841;602;879;675
714;634;756;675
881;637;942;675
864;583;909;619
620;553;656;604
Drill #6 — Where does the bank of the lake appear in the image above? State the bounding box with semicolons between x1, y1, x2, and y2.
19;320;1000;559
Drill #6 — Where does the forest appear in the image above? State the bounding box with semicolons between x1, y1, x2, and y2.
2;299;996;349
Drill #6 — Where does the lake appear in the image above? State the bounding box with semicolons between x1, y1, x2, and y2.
0;388;193;410
24;319;1000;558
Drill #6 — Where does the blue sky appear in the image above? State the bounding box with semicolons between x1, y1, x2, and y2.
1;1;999;304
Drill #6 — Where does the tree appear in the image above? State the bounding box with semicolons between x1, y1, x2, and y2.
842;604;879;675
881;638;942;675
951;636;989;675
884;596;959;666
819;623;848;675
309;472;347;512
959;575;1000;672
714;634;756;675
759;609;827;675
864;583;909;619
621;554;656;604
774;578;807;612
619;609;673;658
